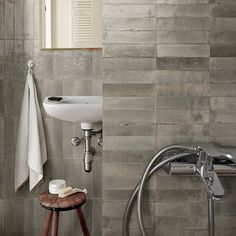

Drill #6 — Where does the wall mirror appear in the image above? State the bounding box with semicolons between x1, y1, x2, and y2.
40;0;102;49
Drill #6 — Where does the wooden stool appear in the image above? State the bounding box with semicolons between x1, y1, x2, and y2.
39;192;90;236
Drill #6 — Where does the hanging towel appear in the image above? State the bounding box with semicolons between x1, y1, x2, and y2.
15;60;47;192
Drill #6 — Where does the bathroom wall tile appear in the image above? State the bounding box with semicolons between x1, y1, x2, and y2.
156;96;210;110
0;160;4;198
210;45;236;57
103;136;156;151
210;84;236;97
103;4;156;18
103;110;156;123
0;118;3;160
156;190;206;202
210;57;236;70
103;201;155;230
44;118;63;159
210;31;236;44
156;83;209;97
4;199;25;236
0;40;4;80
103;150;156;162
93;159;102;198
4;40;14;80
24;199;34;236
157;31;209;44
211;4;236;18
157;124;208;137
104;31;156;44
156;57;209;71
62;80;93;96
104;17;156;31
210;123;236;137
155;201;207;217
157;70;209;84
103;58;156;71
104;84;155;97
14;40;26;79
0;2;4;39
103;71;155;84
210;70;236;83
3;80;24;117
0;199;3;235
157;0;209;3
34;52;54;80
211;18;236;31
92;199;102;236
103;44;156;58
34;0;39;40
104;0;156;3
156;110;209;123
103;162;156;190
103;122;156;136
157;44;210;57
53;51;93;80
156;4;209;17
14;0;24;39
5;0;14;39
156;18;209;31
24;0;34;40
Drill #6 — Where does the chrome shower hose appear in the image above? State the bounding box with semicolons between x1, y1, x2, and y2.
123;145;198;236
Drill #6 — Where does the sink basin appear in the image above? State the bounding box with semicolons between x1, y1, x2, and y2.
43;96;102;129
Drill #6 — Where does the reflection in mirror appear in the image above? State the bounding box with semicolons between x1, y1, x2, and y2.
40;0;102;49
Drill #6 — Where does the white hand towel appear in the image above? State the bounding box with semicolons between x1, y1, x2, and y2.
15;61;47;191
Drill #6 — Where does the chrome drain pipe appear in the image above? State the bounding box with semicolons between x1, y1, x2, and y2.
83;129;94;172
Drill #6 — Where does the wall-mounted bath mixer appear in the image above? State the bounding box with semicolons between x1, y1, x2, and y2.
123;143;236;236
71;129;102;172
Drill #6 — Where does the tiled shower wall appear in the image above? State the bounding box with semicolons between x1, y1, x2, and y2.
103;0;236;235
1;0;102;235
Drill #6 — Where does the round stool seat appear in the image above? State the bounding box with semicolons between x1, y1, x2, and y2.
39;192;86;211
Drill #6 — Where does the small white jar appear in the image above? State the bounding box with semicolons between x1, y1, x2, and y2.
49;179;66;194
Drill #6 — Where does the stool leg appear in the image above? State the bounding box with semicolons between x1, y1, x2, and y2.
51;211;59;236
76;208;90;236
42;210;53;236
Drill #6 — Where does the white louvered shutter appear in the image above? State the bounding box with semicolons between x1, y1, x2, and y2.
72;0;102;48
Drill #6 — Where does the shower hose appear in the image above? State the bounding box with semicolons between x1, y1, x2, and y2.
123;145;199;236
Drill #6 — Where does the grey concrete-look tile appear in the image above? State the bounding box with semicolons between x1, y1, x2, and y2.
157;57;209;71
24;0;34;40
103;4;156;18
14;0;24;39
4;199;25;236
0;2;4;39
0;199;3;235
157;31;209;44
210;70;236;83
0;118;3;159
44;118;63;159
5;0;14;39
210;4;236;18
103;162;156;190
104;17;156;31
156;4;209;17
156;17;209;31
53;51;93;80
103;84;155;97
156;96;210;110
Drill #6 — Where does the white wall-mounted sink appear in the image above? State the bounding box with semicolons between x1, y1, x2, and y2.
43;96;102;129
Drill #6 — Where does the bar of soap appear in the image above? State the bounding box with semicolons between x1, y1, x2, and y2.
59;186;73;194
58;188;79;198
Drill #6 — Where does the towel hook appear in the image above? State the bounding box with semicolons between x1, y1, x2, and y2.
28;60;34;69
